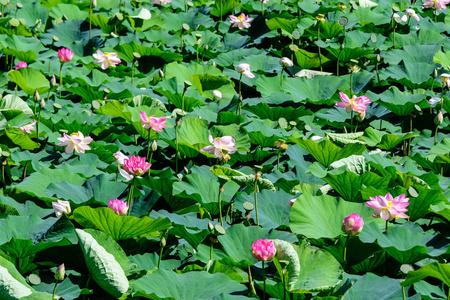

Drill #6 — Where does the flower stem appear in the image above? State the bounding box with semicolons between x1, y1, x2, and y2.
146;129;152;161
52;280;58;300
317;25;322;72
175;120;179;173
350;71;353;96
218;189;223;227
385;220;388;232
280;68;283;89
343;234;350;271
210;239;213;260
59;63;63;98
131;61;135;83
277;149;281;170
376;60;380;83
262;261;266;300
403;286;406;300
254;178;259;226
158;244;164;268
261;1;264;16
350;111;354;134
89;0;92;40
237;74;243;115
126;179;135;216
435;125;439;145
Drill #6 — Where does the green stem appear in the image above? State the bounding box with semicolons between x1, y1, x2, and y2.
181;90;186;113
408;115;412;156
350;110;354;134
148;152;153;176
277;149;281;171
393;26;396;48
175;121;179;173
262;261;266;300
210;239;213;260
337;47;341;76
184;0;187;12
33;99;37;115
317;25;322;71
237;74;242;115
385;220;388;232
82;276;91;300
218;190;223;227
37;111;41;140
158;245;164;268
131;62;135;83
59;63;63;98
89;0;92;40
261;0;264;16
126;179;135;216
376;61;380;83
343;234;350;271
435;125;439;145
52;281;58;300
350;72;353;96
403;285;406;300
146;129;152;160
254;179;259;226
280;68;283;89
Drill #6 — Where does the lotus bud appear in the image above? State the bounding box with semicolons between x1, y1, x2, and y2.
356;110;366;122
377;54;380;62
92;0;97;7
160;237;166;247
51;74;57;87
33;90;40;102
159;69;165;79
54;264;65;281
252;239;276;261
40;98;45;108
151;140;157;151
342;213;364;236
208;222;214;231
435;111;444;125
212;61;216;67
434;68;438;78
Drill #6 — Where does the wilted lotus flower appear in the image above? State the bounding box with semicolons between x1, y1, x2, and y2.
423;0;450;10
123;155;151;177
229;13;254;30
440;74;450;87
200;134;238;158
54;264;65;281
212;90;222;99
237;63;255;79
58;48;74;63
52;200;71;218
280;57;293;67
108;199;129;216
93;50;121;70
20;120;37;134
366;193;410;221
113;151;128;165
342;213;364;236
401;9;420;22
252;239;276;261
335;92;372;114
15;61;27;69
139;112;167;132
57;132;93;154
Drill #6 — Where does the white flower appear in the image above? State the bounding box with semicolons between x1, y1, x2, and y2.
93;50;122;70
237;63;255;79
113;151;128;165
20;120;37;134
429;97;441;107
280;57;293;67
212;90;222;99
401;8;420;22
56;132;93;155
52;200;71;218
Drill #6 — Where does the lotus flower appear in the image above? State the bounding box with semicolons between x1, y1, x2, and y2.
93;50;121;69
335;92;372;114
57;132;93;154
20;120;36;134
113;151;128;165
54;264;65;281
213;90;222;99
200;134;238;158
123;155;151;177
423;0;450;9
152;0;171;4
229;13;254;30
366;193;410;221
52;200;71;218
401;9;420;22
236;63;255;79
289;198;296;207
58;48;74;63
15;61;27;69
139;112;167;132
108;199;129;216
252;239;276;261
280;57;293;67
342;213;364;236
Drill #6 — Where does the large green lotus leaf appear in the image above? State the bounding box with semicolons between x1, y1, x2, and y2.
428;138;450;163
76;229;133;298
290;244;343;293
393;29;445;47
322;168;390;202
150;210;212;249
434;50;450;69
0;95;33;117
266;17;299;34
407;185;447;221
401;262;450;288
215;48;266;67
49;3;88;20
289;193;382;239
351;7;391;25
7;68;50;96
172;173;240;215
283;76;343;105
218;223;297;267
161;11;215;32
113;41;182;67
430;202;450;223
255;74;283;97
189;73;231;95
243;119;288;147
132;269;248;299
272;239;300;287
294;48;330;69
5;127;40;150
327;47;374;64
40;20;88;57
73;207;171;240
209;0;234;18
0;255;53;300
162;117;210;155
45;174;127;206
33;276;86;300
344;273;404;300
155;77;205;112
205;260;249;283
366;86;428;116
412;280;446;300
0;35;45;63
13;168;85;202
233;189;292;229
361;127;415;150
130;252;181;271
291;134;367;168
359;222;449;264
210;123;251;152
243;102;310;122
380;63;435;88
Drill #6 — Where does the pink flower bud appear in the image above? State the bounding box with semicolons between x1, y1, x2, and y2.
251;238;276;261
123;155;151;176
54;263;65;281
435;111;443;125
15;61;28;69
58;48;74;63
108;199;129;216
342;213;364;236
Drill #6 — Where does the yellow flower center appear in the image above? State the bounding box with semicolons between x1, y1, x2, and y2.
70;132;80;138
104;52;112;57
237;15;244;21
387;201;392;209
349;96;356;106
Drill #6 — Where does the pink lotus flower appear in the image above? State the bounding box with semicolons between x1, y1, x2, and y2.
54;263;65;281
252;239;276;261
108;199;129;216
200;134;238;158
113;151;128;165
237;63;255;79
56;131;93;154
335;92;372;114
152;0;171;4
342;213;364;236
401;9;420;22
20;120;37;134
15;61;28;69
423;0;450;9
229;13;254;30
123;155;151;177
139;112;167;132
58;48;74;63
366;193;410;221
52;200;71;218
93;50;121;70
280;57;293;67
